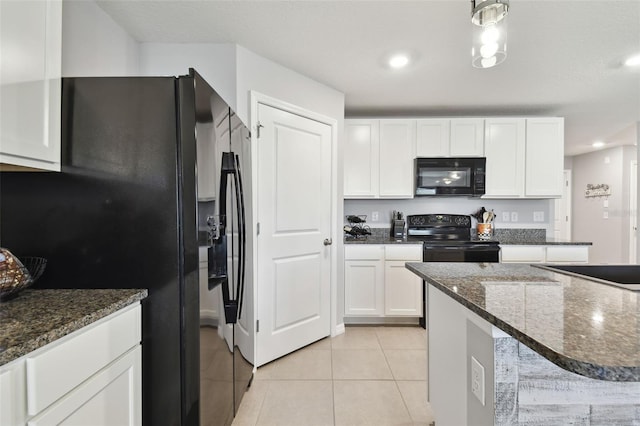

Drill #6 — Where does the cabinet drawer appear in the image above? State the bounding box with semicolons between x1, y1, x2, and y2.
384;245;423;261
26;304;141;415
546;246;589;263
345;245;384;260
500;246;545;263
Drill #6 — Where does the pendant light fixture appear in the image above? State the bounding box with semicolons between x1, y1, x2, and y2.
471;0;509;69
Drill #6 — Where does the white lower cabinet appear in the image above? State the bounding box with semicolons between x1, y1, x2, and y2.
344;246;384;316
501;245;589;263
0;303;142;426
29;346;141;426
345;244;422;318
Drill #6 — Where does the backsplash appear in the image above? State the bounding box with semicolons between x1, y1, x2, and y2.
494;228;546;243
344;198;554;236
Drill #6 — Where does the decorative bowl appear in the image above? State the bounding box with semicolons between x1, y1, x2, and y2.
0;248;47;301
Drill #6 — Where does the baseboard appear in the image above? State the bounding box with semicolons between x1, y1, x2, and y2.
343;317;420;326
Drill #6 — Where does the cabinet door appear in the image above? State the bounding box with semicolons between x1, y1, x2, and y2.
545;246;589;263
379;119;415;198
344;120;379;198
344;260;384;316
500;245;546;263
484;118;526;197
450;118;484;156
416;119;450;157
29;346;141;426
384;260;422;316
525;118;564;197
0;360;27;426
0;0;61;171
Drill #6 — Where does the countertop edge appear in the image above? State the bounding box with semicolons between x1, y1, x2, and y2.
405;262;639;382
0;289;148;366
344;238;592;246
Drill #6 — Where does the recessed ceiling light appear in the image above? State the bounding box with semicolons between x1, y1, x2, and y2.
592;141;605;148
624;53;640;67
389;54;409;69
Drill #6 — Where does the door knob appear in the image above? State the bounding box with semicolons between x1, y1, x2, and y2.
323;238;333;246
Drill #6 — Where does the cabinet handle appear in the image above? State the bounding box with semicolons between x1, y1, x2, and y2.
323;238;333;246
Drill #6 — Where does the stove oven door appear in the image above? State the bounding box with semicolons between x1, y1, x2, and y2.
423;244;500;263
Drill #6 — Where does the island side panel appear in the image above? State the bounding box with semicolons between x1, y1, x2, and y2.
428;284;496;425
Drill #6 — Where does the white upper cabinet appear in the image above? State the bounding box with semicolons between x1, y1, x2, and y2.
416;118;484;157
449;118;484;156
416;119;450;157
0;0;62;171
525;118;564;197
344;120;379;197
345;116;562;200
344;119;414;199
378;119;415;198
484;118;526;197
484;117;564;199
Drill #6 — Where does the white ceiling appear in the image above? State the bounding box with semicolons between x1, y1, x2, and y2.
96;0;640;156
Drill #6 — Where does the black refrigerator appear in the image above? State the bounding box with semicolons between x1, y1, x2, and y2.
0;69;254;426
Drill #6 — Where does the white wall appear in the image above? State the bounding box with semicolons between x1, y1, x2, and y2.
571;145;637;263
61;0;139;76
139;43;238;113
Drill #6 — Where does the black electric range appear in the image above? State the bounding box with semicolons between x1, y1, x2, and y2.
407;214;500;262
406;214;500;328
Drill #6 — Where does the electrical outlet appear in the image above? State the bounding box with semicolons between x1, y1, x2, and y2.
533;211;544;222
372;211;379;222
502;212;510;222
511;212;518;222
603;211;609;219
471;356;485;406
604;199;609;208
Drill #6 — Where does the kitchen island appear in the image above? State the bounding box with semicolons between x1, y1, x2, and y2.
406;262;640;425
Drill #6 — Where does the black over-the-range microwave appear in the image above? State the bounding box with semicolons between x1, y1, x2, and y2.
415;157;486;196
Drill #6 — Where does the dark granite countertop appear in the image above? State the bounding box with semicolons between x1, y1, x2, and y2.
344;235;423;245
0;288;147;366
498;237;592;246
344;228;591;246
406;262;639;382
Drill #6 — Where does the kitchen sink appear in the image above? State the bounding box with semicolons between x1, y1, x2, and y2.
534;264;640;291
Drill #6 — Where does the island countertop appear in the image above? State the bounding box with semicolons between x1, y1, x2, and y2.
0;288;148;366
406;262;640;381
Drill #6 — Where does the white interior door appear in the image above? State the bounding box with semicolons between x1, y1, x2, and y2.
256;103;332;366
630;161;637;264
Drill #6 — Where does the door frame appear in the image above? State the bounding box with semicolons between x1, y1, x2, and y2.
554;169;572;241
249;91;340;360
630;160;637;263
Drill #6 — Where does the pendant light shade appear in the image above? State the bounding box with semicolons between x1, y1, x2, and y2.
471;0;509;69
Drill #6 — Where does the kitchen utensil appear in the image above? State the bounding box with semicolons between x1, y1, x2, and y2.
483;212;489;223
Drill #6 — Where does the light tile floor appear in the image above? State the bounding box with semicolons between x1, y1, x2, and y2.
232;326;434;426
